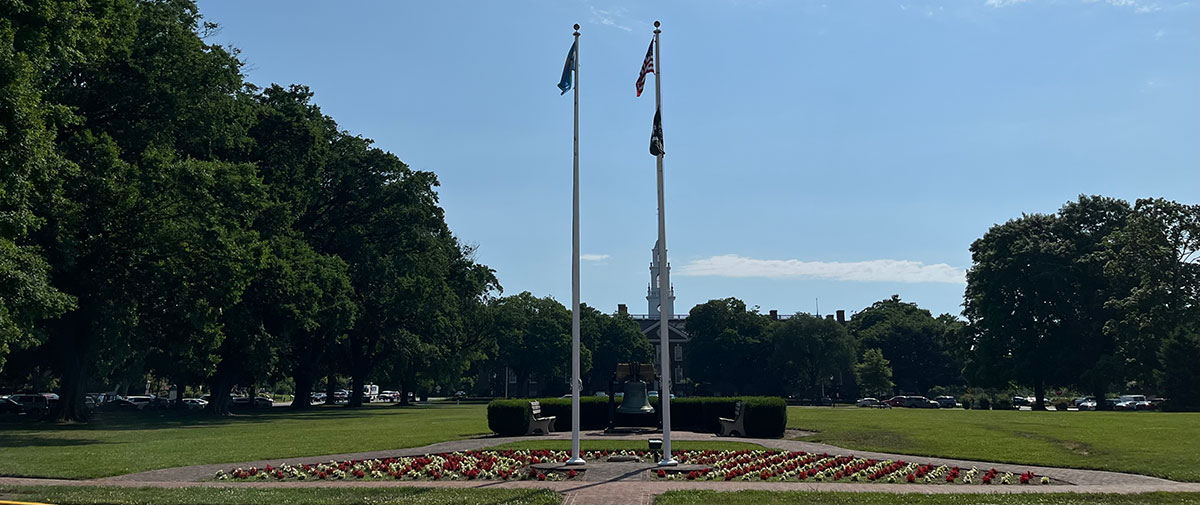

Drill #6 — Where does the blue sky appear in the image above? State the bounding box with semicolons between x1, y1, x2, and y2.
198;0;1198;319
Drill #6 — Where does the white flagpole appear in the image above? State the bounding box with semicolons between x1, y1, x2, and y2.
567;23;585;466
653;20;677;467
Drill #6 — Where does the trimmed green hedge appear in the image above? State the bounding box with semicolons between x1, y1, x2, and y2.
486;396;787;438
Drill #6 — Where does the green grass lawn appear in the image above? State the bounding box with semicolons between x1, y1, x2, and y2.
0;485;561;505
655;491;1200;505
485;440;766;452
788;407;1200;482
0;404;489;479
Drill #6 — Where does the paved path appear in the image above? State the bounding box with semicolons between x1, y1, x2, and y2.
4;431;1198;505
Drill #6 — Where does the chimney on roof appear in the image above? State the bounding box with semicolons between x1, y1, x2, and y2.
836;310;846;324
618;304;628;316
826;314;835;321
769;309;778;320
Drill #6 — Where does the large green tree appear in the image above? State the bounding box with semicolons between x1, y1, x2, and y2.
855;348;894;399
1103;198;1199;403
488;292;573;397
848;296;962;395
683;298;775;395
579;304;652;394
769;314;856;399
964;213;1075;409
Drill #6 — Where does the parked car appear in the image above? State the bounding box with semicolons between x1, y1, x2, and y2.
856;397;879;407
114;395;156;410
1114;395;1152;411
1011;396;1032;407
12;394;53;414
934;396;957;409
883;396;907;407
1073;396;1095;407
376;391;399;402
181;398;208;410
331;390;349;404
254;396;273;408
0;396;25;414
1077;398;1098;410
902;396;940;408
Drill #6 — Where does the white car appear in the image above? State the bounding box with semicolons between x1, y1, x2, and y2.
856;397;879;407
182;398;208;410
1115;395;1152;410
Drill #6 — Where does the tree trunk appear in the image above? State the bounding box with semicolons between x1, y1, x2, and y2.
52;317;91;422
324;372;337;401
206;367;235;416
291;372;313;410
1093;384;1109;411
172;382;187;411
398;382;410;406
348;371;364;407
1033;380;1047;411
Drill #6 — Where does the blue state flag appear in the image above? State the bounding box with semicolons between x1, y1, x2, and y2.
558;41;577;95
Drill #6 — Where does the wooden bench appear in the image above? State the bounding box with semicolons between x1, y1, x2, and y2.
718;400;746;437
526;400;556;435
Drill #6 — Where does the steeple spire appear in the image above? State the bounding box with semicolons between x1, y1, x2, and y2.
646;240;675;319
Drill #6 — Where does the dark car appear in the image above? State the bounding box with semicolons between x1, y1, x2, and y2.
883;396;907;407
0;397;24;414
8;394;52;415
934;396;957;408
254;396;273;408
902;396;940;408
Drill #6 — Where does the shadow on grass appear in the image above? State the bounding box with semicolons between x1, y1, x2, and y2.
0;433;107;448
0;403;470;433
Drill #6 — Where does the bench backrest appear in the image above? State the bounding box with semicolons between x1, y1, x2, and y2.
733;400;743;418
530;401;542;417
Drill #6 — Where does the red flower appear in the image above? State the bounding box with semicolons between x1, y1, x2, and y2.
657;469;667;478
537;473;547;481
568;469;578;478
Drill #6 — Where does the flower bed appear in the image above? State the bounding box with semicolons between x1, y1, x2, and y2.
216;450;589;482
653;450;1054;485
215;449;1055;485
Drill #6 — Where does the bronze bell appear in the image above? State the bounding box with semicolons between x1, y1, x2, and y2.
616;379;655;414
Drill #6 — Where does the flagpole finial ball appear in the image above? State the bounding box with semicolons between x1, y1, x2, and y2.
574;23;580;30
654;20;660;28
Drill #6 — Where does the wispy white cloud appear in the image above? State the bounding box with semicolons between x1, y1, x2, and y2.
1084;0;1163;11
986;0;1032;7
677;255;966;284
989;0;1164;11
580;253;610;262
1154;28;1167;39
588;6;633;32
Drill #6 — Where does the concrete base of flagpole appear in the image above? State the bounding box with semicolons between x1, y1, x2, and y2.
565;457;586;465
656;458;678;467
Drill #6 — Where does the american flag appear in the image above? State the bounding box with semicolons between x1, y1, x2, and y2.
636;39;655;97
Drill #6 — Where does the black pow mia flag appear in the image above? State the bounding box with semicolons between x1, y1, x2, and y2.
650;107;665;156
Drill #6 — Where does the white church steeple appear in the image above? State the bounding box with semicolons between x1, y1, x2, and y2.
646;240;675;319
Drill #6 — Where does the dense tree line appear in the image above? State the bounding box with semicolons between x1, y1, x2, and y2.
965;196;1199;410
0;0;498;419
682;196;1198;411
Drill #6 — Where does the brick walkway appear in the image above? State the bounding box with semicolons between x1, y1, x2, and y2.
4;431;1198;505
